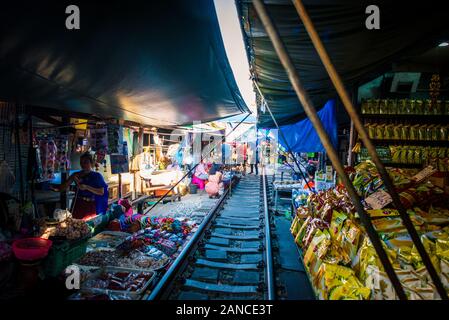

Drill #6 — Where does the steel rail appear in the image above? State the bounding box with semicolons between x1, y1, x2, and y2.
252;0;408;300
291;0;447;299
262;164;275;300
147;183;232;300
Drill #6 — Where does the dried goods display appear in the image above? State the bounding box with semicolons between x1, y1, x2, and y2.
81;267;155;296
361;99;449;116
291;161;449;299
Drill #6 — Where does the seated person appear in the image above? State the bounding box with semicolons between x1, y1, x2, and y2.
194;159;209;181
205;170;223;199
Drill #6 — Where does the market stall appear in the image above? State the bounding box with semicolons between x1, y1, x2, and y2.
290;161;449;299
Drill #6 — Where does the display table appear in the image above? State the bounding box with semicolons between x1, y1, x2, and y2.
139;169;185;197
272;181;304;212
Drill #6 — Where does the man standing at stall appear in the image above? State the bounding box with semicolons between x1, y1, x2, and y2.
53;152;108;219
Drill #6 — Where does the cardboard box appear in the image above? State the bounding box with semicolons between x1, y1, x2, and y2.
429;172;449;189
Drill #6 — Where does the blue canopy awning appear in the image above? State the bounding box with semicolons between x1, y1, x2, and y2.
278;99;337;153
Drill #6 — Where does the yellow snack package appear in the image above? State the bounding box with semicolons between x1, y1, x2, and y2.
435;239;449;262
290;215;300;236
376;124;385;140
411;235;440;273
440;259;449;291
409;124;419;140
367;209;400;218
329;210;347;241
295;216;311;247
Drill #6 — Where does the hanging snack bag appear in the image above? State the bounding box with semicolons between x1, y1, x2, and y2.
379;99;388;114
401;125;409;141
372;99;380;114
397;99;406;114
384;124;394;140
409;124;419;141
388;99;397;114
414;147;422;165
426;125;434;141
424;99;432;115
361;100;369;114
393;124;402;140
439;125;448;141
367;124;376;139
375;124;385;140
415;100;424;115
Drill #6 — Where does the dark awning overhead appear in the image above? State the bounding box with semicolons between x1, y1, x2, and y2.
238;0;449;127
0;0;248;127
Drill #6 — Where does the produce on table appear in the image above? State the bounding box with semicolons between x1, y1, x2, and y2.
39;217;91;240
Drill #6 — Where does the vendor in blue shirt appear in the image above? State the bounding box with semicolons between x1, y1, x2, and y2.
53;152;108;219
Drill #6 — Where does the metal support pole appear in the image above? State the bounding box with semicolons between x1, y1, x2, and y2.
291;0;447;299
252;0;407;300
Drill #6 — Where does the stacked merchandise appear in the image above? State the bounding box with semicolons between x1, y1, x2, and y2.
290;161;449;300
356;98;449;168
365;122;449;142
361;98;449;115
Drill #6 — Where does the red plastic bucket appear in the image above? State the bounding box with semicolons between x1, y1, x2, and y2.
12;238;53;261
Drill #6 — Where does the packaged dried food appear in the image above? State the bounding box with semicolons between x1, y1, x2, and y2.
409;100;416;114
390;146;401;163
439;125;448;141
372;99;380;114
409;125;419;140
418;125;427;141
415;100;424;115
368;124;376;139
384;124;394;140
397;99;407;114
401;125;409;140
393;125;402;140
435;100;443;115
375;124;385;140
388;99;397;114
405;99;413;114
426;125;435;141
361;99;369;114
435;239;449;262
379;99;388;114
367;209;400;218
424;99;432;115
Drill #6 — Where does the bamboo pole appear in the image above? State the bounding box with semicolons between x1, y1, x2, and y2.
252;0;407;300
291;0;447;299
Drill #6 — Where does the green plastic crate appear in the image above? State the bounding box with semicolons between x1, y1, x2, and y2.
43;237;88;278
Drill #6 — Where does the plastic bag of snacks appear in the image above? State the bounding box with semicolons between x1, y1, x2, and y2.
316;263;371;300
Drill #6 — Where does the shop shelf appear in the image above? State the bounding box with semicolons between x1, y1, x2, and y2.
360;114;449;123
370;139;449;147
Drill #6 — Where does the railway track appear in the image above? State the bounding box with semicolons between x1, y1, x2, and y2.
148;169;275;300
